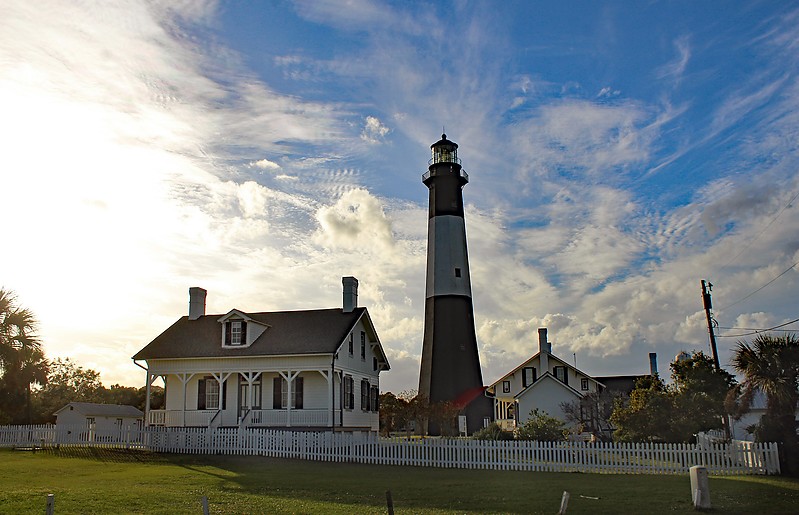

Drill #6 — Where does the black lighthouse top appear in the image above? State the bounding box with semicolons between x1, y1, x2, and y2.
430;133;460;166
423;133;469;186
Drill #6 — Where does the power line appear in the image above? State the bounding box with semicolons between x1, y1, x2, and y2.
716;317;799;338
719;189;799;270
718;259;799;311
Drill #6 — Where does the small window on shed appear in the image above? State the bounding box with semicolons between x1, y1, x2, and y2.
454;268;461;278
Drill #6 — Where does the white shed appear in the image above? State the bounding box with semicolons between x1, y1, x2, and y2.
54;402;143;437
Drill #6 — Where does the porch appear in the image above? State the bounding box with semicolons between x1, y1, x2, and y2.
147;408;338;428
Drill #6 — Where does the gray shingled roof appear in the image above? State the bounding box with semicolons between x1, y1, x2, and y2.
57;402;143;417
133;307;368;360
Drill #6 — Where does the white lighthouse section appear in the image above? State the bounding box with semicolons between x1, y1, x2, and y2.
426;215;473;298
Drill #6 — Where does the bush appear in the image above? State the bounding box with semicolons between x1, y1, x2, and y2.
472;422;514;441
516;409;567;441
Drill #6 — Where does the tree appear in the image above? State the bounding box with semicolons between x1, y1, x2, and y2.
610;352;736;443
516;409;567;441
610;375;672;442
561;388;623;441
670;351;736;439
732;333;799;475
32;358;104;423
378;392;407;436
0;289;48;424
428;400;462;437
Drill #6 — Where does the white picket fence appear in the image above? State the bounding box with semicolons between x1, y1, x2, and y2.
0;424;781;475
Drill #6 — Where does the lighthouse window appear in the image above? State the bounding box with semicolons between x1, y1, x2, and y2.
454;268;461;278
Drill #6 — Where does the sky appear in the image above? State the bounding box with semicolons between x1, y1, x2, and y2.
2;0;799;393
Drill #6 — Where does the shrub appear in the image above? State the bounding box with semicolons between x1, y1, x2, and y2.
472;422;514;440
516;409;567;441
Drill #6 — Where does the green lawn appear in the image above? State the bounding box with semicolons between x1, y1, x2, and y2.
0;448;797;514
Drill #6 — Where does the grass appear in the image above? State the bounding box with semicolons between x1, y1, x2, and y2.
0;448;797;514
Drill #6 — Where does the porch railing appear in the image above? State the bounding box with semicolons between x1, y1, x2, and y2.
248;409;330;427
148;410;217;427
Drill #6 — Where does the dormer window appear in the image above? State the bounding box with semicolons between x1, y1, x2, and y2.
218;310;265;349
225;320;247;346
231;321;242;345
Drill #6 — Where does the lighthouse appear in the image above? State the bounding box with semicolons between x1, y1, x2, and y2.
418;134;490;435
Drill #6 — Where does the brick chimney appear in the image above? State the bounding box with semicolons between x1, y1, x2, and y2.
538;327;550;372
342;276;358;313
188;287;207;320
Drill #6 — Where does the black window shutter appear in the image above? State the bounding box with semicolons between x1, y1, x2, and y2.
241;321;247;344
221;380;227;410
295;377;303;409
225;322;231;345
273;377;282;409
197;379;206;410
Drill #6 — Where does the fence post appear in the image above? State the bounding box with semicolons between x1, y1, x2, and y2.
690;465;711;509
46;494;55;515
201;496;209;515
386;490;394;515
557;491;569;514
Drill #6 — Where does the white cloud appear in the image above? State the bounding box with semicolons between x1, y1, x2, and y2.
250;159;281;170
361;116;391;144
314;188;395;251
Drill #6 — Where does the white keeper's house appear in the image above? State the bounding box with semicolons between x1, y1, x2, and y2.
485;328;603;430
133;277;389;432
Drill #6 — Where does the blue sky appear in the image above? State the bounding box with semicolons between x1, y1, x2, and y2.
2;1;798;392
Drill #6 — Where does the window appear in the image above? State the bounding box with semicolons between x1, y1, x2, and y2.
343;376;354;409
225;320;247;346
361;379;370;411
198;377;224;410
348;333;353;355
231;321;242;345
86;417;95;428
454;267;461;278
554;366;568;385
273;377;303;409
360;331;366;360
370;386;379;412
373;357;378;371
502;380;511;393
522;367;536;387
581;378;589;391
206;379;220;409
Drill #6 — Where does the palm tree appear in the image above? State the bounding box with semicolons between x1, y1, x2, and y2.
732;333;799;474
0;288;47;424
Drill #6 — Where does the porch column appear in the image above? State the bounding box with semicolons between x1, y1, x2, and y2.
321;370;333;427
144;370;152;426
279;371;299;427
239;372;259;425
177;373;194;427
210;372;232;426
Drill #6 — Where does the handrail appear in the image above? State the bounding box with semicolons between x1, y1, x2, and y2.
208;410;222;428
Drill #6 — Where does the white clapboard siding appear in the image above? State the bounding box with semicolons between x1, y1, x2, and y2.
0;425;781;475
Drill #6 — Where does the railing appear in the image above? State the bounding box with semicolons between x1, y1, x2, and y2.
0;424;781;475
421;168;469;182
148;410;217;427
248;409;330;427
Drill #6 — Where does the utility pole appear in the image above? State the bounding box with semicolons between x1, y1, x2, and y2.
701;279;729;440
701;280;721;371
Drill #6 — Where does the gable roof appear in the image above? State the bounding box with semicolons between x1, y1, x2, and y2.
55;402;143;418
133;307;374;361
487;350;602;390
515;372;584;400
